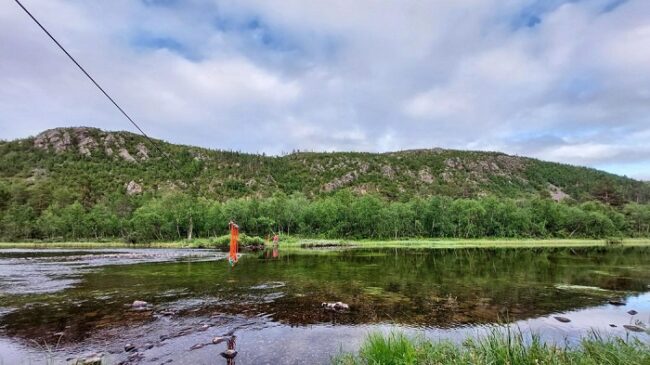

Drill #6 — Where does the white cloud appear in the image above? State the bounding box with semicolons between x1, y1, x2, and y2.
0;0;649;179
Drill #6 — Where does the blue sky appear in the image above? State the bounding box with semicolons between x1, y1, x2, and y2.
1;0;649;180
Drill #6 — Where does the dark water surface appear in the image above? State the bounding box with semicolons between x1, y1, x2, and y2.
0;246;648;364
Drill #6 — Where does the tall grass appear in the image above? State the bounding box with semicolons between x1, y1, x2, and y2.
333;330;649;365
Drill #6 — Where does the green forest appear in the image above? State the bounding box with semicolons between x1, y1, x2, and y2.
2;190;649;242
1;127;649;242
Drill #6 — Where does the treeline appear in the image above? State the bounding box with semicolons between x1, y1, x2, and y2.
1;190;649;242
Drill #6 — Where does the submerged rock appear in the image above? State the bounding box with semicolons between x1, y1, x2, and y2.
554;316;571;323
132;300;148;308
212;336;227;344
220;349;238;359
82;356;102;365
627;309;638;315
322;301;350;311
623;325;645;332
608;298;626;306
75;353;103;365
190;343;205;350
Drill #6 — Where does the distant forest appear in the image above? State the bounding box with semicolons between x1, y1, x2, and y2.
1;190;649;242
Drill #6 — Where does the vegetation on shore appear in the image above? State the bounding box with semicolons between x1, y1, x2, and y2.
333;331;650;365
1;237;648;250
2;191;649;243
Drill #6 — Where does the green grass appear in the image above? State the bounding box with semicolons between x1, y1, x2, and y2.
333;330;650;365
278;237;650;249
0;237;649;249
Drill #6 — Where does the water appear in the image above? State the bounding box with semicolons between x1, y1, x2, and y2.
0;246;648;364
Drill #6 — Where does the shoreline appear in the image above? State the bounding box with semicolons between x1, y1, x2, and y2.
1;238;649;249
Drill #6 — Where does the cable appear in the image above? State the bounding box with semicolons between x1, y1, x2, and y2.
13;0;176;166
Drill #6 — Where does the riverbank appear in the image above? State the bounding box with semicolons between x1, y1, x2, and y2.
1;237;649;249
333;331;650;365
0;237;649;250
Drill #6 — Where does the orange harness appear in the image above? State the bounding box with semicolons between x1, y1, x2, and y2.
228;222;239;266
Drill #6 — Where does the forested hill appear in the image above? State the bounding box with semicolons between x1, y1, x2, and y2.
1;127;648;204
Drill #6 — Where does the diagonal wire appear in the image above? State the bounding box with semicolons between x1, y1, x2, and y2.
13;0;176;166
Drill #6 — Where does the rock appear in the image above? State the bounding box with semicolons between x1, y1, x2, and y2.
127;352;143;362
132;300;148;307
124;343;136;352
190;343;205;350
609;324;617;327
82;355;102;365
143;343;154;350
199;324;210;331
608;298;626;306
136;143;149;160
322;171;359;192
119;148;136;162
623;325;645;332
418;168;434;183
212;336;226;344
322;301;350;311
126;181;143;195
220;349;238;359
554;316;571;323
627;310;638;315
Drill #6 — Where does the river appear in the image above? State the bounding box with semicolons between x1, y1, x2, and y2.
0;246;648;364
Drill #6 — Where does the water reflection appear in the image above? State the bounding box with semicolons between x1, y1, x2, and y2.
262;246;280;260
0;246;648;364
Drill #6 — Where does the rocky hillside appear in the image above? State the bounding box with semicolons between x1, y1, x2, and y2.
1;127;648;204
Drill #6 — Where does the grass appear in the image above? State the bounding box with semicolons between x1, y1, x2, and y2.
279;237;650;249
0;237;648;249
333;330;650;365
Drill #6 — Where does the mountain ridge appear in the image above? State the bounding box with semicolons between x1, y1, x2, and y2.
1;126;648;204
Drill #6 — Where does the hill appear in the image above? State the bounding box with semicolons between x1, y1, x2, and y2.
1;127;649;241
1;127;648;203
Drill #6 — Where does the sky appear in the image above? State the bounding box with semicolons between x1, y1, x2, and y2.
1;0;649;180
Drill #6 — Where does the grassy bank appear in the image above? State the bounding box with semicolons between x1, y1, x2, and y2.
0;237;649;249
282;237;650;249
334;331;650;365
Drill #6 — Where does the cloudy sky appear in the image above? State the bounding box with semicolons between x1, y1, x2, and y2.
1;0;649;180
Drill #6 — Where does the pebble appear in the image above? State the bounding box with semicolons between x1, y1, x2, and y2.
554;316;571;323
627;310;638;315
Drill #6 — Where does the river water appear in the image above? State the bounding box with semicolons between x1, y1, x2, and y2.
0;246;648;364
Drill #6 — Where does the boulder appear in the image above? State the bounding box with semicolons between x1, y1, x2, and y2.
623;325;645;332
322;301;350;311
132;300;148;308
220;349;238;359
